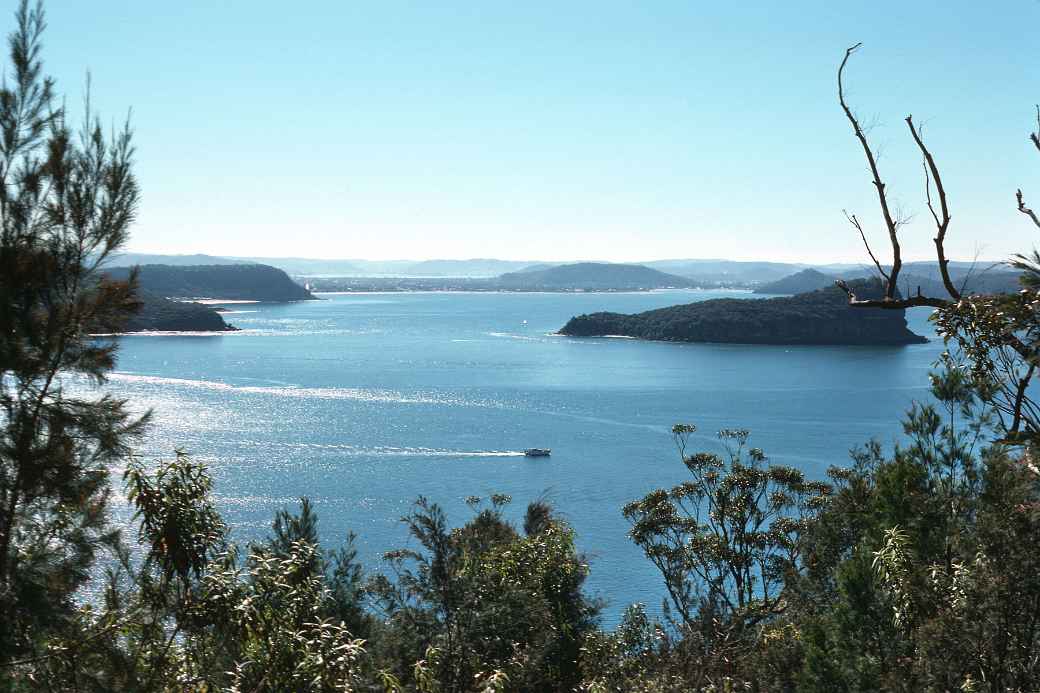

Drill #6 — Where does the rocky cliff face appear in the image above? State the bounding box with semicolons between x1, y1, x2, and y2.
559;279;927;346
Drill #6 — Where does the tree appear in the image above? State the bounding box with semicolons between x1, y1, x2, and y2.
795;370;1040;692
0;0;144;664
835;43;1040;444
370;495;600;692
623;425;831;686
263;497;372;638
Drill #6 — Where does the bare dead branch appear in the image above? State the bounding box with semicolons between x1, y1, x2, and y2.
834;279;950;309
1018;189;1040;229
906;115;959;300
1032;104;1039;152
838;43;902;301
844;209;889;282
923;163;941;228
1010;362;1037;437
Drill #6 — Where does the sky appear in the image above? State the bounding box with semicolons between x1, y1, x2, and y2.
33;1;1040;263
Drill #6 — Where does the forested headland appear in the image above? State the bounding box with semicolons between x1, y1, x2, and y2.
100;263;314;332
105;263;315;302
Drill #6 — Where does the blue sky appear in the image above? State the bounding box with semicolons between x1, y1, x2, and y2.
36;1;1040;262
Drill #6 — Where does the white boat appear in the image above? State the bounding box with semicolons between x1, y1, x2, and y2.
523;448;551;457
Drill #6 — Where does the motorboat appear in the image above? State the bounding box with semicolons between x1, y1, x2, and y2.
523;448;551;457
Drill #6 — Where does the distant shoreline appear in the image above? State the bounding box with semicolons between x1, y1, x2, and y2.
311;288;760;296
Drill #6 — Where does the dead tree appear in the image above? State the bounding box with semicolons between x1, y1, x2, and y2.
836;44;1040;444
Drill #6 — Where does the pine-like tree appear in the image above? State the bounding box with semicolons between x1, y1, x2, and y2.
0;0;145;662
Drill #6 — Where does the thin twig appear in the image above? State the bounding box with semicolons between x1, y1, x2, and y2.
844;210;889;282
838;43;902;300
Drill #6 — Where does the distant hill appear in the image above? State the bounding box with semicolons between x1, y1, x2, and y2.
902;260;1007;275
497;263;695;290
122;291;236;333
231;257;365;276
559;278;926;345
644;259;808;284
225;257;546;277
106;264;314;302
513;262;559;273
106;252;241;267
759;265;1022;297
403;259;544;277
895;270;1022;298
754;269;837;294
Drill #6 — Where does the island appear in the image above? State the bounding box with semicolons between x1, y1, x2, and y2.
558;279;928;345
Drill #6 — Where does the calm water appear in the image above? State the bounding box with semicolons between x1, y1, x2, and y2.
104;290;942;622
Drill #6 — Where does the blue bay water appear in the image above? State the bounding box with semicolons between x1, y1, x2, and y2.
105;290;943;622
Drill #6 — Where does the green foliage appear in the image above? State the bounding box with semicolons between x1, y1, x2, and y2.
0;0;144;668
125;451;225;584
793;370;1040;692
3;4;1040;691
203;539;368;692
932;288;1040;442
370;495;600;692
624;424;831;678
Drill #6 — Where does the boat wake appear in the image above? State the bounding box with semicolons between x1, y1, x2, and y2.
107;373;501;408
231;440;526;458
486;331;541;341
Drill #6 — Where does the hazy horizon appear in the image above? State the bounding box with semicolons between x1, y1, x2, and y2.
42;1;1040;263
113;251;1008;267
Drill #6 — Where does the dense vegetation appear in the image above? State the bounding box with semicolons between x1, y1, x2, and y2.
121;291;235;333
2;4;1039;692
106;263;315;302
560;278;927;345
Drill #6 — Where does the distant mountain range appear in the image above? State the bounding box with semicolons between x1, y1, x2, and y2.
754;266;1022;297
112;253;1015;287
393;259;543;277
107;252;243;267
753;269;836;295
100;254;1022;333
642;259;814;284
111;255;548;278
